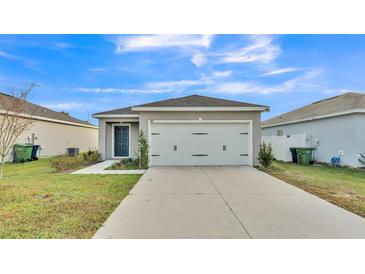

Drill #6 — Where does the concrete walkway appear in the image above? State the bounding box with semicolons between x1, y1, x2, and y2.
72;160;145;175
93;166;365;239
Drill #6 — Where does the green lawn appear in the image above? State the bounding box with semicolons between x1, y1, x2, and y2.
0;158;141;239
264;161;365;217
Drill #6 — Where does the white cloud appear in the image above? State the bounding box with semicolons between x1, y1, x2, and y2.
261;67;301;76
211;70;232;78
79;69;321;96
0;50;43;72
212;82;263;94
211;69;322;95
54;42;73;49
191;53;207;67
89;67;107;72
43;102;91;111
79;70;232;95
338;89;364;94
217;35;280;64
145;80;200;90
78;88;172;95
145;70;232;90
0;50;18;59
323;89;365;95
115;35;214;53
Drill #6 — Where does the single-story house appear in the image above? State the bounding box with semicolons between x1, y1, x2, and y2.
0;92;98;160
93;94;269;166
262;92;365;167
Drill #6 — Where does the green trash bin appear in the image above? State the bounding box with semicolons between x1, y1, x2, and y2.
296;147;315;165
13;144;33;163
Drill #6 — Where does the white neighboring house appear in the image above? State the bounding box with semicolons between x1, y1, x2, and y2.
0;92;98;161
262;92;365;167
93;94;269;167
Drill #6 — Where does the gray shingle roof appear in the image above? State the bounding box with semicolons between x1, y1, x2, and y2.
0;92;96;127
94;94;268;115
134;94;268;108
94;106;138;116
262;92;365;127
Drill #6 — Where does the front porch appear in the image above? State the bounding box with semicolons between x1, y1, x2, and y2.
98;117;140;160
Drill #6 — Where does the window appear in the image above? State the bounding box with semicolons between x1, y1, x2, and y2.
277;129;283;136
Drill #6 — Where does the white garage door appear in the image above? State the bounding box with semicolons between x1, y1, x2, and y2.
150;121;251;166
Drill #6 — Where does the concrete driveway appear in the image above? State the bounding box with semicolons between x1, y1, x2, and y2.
93;166;365;239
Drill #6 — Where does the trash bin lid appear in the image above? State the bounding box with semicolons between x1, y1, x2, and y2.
14;143;33;147
296;147;315;151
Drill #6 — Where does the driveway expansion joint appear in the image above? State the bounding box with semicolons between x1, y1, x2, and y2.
200;167;253;239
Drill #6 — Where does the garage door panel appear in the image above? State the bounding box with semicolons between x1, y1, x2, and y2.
151;122;251;166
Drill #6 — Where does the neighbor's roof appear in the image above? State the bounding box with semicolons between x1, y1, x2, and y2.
0;92;96;128
262;92;365;128
94;94;268;116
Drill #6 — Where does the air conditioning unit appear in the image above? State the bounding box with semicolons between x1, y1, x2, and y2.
66;147;79;157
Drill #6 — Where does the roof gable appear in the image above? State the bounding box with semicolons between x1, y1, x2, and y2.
262;92;365;127
94;94;268;116
133;94;268;108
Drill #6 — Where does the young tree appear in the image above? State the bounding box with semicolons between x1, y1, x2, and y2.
0;83;37;179
137;130;149;169
258;141;274;168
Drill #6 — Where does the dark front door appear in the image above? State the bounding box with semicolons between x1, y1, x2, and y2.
114;126;129;157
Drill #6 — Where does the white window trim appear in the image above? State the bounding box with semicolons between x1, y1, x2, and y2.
148;119;253;167
111;123;131;159
93;114;139;118
148;120;152;166
104;119;139;123
153;119;252;124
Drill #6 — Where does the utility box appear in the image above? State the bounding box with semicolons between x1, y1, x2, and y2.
66;147;79;157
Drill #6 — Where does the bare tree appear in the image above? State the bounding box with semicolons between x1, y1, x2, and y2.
0;83;37;179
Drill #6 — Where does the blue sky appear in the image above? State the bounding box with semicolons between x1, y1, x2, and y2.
1;34;365;124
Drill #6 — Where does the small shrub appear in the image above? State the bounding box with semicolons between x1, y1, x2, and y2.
107;158;141;170
138;130;148;169
258;142;274;168
121;158;140;169
50;155;84;172
81;149;101;163
50;149;101;172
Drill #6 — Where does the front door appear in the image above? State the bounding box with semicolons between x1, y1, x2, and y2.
114;126;129;157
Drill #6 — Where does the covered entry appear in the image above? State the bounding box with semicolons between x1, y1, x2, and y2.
150;120;252;166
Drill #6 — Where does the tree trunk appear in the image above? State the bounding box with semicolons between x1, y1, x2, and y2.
0;155;5;180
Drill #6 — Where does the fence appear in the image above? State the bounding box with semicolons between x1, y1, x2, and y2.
262;133;310;162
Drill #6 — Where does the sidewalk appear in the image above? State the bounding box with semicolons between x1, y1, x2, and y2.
72;160;146;175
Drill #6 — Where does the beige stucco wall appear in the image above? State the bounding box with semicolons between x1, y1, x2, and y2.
138;111;262;166
5;118;98;160
97;117;139;160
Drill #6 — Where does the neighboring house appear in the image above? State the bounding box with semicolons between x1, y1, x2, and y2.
262;92;365;167
93;94;269;166
0;92;98;160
